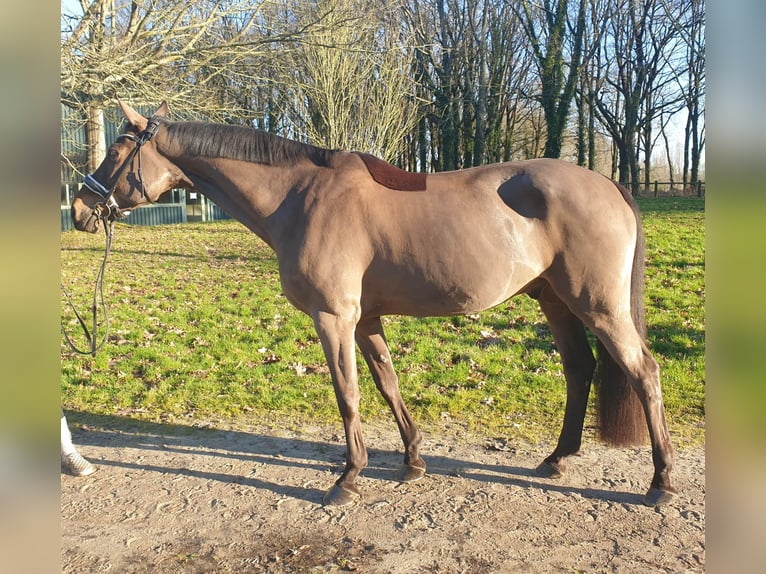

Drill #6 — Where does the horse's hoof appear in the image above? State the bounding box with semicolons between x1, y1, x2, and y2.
323;483;360;506
644;486;677;507
62;452;96;477
536;460;564;479
395;463;426;483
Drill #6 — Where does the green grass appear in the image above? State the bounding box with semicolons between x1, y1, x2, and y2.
637;197;705;442
61;197;705;445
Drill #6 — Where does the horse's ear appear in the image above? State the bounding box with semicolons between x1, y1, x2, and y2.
154;101;169;118
118;99;148;131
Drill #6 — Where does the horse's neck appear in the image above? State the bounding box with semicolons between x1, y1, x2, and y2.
178;156;313;248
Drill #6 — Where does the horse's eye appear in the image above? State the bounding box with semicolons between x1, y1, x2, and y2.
108;148;119;160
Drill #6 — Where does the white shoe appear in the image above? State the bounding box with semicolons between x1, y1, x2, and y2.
62;452;96;476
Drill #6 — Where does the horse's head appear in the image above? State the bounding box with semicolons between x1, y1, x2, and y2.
71;100;190;233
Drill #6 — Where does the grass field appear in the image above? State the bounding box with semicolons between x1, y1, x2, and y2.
61;197;705;446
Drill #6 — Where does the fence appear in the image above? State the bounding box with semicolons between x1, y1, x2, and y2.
60;185;231;231
628;180;704;198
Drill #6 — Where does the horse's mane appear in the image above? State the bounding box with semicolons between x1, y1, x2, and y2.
161;121;336;167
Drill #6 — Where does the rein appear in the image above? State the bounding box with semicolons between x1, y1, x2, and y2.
61;115;162;356
61;218;114;356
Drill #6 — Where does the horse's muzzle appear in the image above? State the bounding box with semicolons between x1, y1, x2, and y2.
71;197;102;234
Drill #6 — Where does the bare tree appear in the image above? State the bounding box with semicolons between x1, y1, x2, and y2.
638;0;689;191
592;0;687;191
277;0;420;160
61;0;704;183
61;0;329;172
592;0;640;188
513;0;588;159
573;0;612;169
483;2;536;164
432;0;464;170
403;0;471;171
678;0;705;190
461;0;537;167
403;0;535;170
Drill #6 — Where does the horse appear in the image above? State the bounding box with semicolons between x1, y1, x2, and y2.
70;101;676;506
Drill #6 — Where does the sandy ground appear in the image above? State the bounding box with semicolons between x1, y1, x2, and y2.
61;416;704;573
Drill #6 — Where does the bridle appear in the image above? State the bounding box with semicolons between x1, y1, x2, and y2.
81;113;164;221
62;114;163;356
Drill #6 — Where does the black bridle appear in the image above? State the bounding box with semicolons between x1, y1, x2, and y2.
81;114;164;221
61;114;163;356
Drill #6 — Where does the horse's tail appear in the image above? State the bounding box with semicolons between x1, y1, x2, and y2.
593;182;649;446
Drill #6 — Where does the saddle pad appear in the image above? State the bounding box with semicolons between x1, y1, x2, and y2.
356;153;427;191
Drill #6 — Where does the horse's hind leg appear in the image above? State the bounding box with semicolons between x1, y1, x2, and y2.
355;317;426;482
588;317;677;505
534;285;596;478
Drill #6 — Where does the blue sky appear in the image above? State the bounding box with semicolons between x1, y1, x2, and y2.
61;0;82;19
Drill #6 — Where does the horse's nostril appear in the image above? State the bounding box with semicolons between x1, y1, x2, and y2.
71;198;101;233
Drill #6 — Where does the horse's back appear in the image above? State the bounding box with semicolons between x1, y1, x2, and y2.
416;158;637;262
494;159;635;229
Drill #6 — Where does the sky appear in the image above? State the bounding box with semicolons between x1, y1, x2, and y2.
61;0;81;15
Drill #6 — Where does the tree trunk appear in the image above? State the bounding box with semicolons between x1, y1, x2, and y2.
690;99;700;186
474;59;489;166
682;112;691;190
85;104;106;174
417;113;428;172
587;87;596;170
516;0;586;159
630;143;640;195
576;89;586;166
618;141;630;187
661;118;675;188
643;119;652;192
435;0;458;171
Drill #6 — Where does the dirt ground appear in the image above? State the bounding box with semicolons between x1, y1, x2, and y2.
61;416;705;573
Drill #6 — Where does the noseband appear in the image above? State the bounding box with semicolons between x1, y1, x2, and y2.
82;114;163;220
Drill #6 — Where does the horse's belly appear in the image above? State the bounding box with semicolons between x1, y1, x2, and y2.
361;202;550;318
362;258;539;318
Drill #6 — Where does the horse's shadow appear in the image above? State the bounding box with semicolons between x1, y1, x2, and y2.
65;410;646;507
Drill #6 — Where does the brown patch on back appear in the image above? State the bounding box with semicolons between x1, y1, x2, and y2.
356;153;427;191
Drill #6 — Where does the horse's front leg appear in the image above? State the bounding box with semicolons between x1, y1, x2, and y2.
313;309;367;506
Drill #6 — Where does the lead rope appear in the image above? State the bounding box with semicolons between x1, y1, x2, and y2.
62;115;163;355
61;218;114;356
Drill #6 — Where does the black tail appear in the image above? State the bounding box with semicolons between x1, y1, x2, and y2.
594;182;648;446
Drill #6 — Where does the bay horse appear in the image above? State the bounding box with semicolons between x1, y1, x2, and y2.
70;101;676;506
